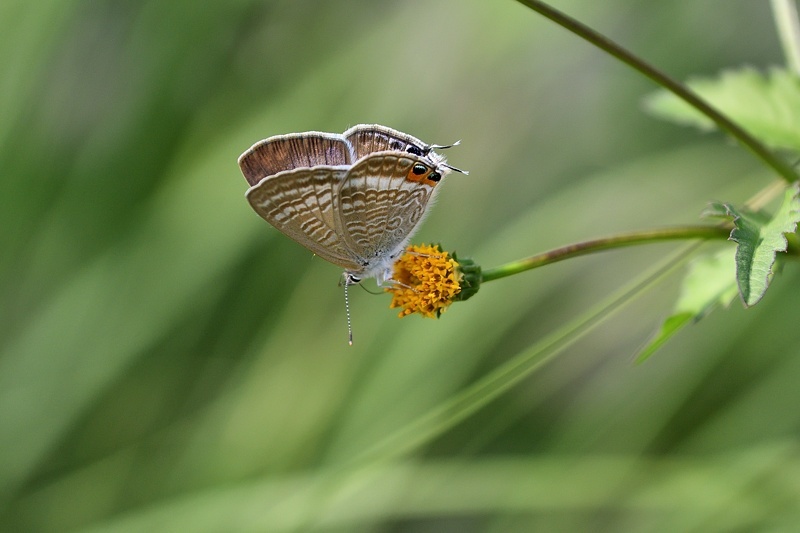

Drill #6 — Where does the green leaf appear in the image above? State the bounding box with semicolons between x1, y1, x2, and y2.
701;202;734;220
636;247;738;363
644;67;800;151
722;184;800;307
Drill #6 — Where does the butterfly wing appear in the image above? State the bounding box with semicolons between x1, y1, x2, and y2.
239;132;353;186
334;152;443;280
343;124;429;160
246;167;362;271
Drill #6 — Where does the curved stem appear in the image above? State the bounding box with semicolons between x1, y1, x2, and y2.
481;225;731;282
514;0;799;184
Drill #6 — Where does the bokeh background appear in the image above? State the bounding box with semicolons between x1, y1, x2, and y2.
2;1;799;531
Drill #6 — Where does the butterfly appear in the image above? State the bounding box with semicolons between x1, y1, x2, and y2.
238;124;465;342
239;124;465;283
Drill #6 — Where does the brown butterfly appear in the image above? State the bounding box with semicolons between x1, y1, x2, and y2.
239;124;465;285
238;124;466;343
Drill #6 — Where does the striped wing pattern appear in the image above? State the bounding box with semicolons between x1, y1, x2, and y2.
239;133;353;186
246;167;363;271
335;153;435;266
343;124;427;160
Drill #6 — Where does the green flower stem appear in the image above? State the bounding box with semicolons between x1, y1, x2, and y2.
480;225;731;283
514;0;800;185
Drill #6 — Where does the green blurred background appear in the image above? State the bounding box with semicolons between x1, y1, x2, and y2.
2;1;799;531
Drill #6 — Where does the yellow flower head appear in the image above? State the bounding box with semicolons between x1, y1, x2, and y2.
386;244;463;318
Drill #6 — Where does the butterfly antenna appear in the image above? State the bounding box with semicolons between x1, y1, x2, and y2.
430;140;461;150
444;163;469;175
344;279;354;345
428;140;469;175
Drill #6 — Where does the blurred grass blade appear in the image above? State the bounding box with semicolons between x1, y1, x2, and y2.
0;140;258;504
78;441;800;532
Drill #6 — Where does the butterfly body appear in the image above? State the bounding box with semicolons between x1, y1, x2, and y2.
239;124;460;285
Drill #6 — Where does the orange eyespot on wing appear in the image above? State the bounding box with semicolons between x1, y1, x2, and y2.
406;163;441;186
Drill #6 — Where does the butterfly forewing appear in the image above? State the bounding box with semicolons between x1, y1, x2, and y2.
335;153;437;264
343;124;428;161
239;133;353;186
246;167;362;270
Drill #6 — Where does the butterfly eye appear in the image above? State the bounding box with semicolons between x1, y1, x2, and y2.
406;145;423;156
412;163;428;175
428;171;441;182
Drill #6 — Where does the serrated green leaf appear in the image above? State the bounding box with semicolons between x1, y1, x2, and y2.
724;184;800;306
644;68;800;151
636;247;738;363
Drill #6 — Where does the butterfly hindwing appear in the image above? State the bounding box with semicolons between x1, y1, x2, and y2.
334;152;437;264
246;166;361;270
